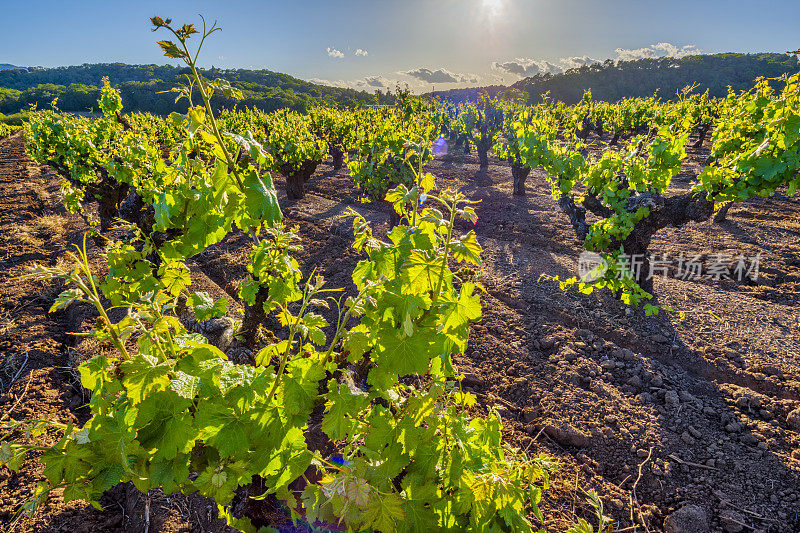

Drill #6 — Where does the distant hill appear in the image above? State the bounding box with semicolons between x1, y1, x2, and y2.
0;63;394;116
432;53;800;105
0;64;22;70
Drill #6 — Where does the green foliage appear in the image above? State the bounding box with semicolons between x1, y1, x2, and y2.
6;17;559;533
695;73;800;199
309;105;358;158
0;121;19;139
501;69;799;310
347;91;440;202
16;16;797;532
221;108;327;176
471;94;504;156
566;490;612;533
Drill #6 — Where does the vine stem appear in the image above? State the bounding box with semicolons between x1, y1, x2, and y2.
169;24;263;246
264;283;313;405
431;201;457;309
72;236;130;359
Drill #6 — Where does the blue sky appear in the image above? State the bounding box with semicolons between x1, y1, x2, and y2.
2;0;799;91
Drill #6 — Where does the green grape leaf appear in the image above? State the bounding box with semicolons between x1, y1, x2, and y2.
50;288;83;313
156;40;188;59
209;78;244;101
195;401;251;458
243;169;281;227
282;358;326;417
217;363;261;396
361;491;405;532
135;391;198;461
92;464;128;493
322;379;369;440
188;291;229;321
159;261;191;297
86;409;142;469
420;172;436;192
342;326;371;363
374;323;433;376
223;129;265;160
79;354;118;394
255;427;311;494
148;456;191;496
451;230;482;266
194;464;240;504
400;250;443;294
41;442;93;485
119;354;174;405
170;370;201;399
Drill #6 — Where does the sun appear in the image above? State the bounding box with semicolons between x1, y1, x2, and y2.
482;0;504;17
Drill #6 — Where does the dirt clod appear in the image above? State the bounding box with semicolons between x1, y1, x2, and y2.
663;504;710;533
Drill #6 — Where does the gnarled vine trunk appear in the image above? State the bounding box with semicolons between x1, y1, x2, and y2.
478;148;488;169
331;147;344;172
283;159;320;200
621;193;713;291
476;134;491;169
118;187;158;235
577;117;592;140
241;284;270;348
286;175;305;200
560;191;714;293
693;124;711;149
713;202;732;222
48;158;130;233
512;163;531;196
97;179;130;233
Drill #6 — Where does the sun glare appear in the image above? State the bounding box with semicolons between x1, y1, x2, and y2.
482;0;504;18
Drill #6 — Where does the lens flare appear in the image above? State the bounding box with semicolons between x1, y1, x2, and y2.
432;135;447;156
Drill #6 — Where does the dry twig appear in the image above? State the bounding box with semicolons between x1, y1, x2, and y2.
629;446;652;533
668;453;718;471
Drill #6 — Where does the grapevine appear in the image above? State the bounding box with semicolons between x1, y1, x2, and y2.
4;17;558;533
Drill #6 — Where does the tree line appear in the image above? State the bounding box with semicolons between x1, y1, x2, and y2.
0;63;395;117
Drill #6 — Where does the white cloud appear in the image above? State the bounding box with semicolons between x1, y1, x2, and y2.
309;77;338;86
491;58;565;77
614;42;701;62
401;67;481;84
355;48;369;57
492;42;699;79
308;75;401;90
326;47;345;59
402;67;458;83
559;55;601;70
360;75;395;88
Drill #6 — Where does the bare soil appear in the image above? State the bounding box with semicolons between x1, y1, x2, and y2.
1;130;799;532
